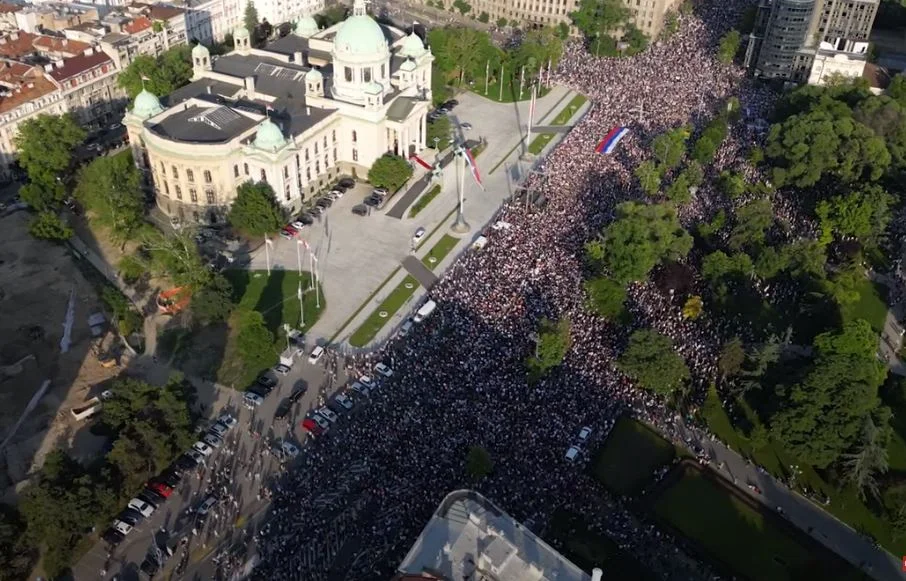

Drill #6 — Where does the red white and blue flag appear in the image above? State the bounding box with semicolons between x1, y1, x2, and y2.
464;147;484;190
595;127;629;154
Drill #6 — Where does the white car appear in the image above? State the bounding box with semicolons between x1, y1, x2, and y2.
202;433;223;448
412;227;426;243
334;394;354;410
350;381;371;396
359;375;375;387
565;445;582;463
186;449;207;466
244;392;264;408
217;413;238;430
192;441;214;457
461;122;473;130
316;407;339;423
273;363;291;376
128;498;155;518
329;189;344;199
113;520;134;535
209;422;229;437
577;426;593;443
308;345;324;364
280;441;300;458
374;363;393;377
310;413;330;430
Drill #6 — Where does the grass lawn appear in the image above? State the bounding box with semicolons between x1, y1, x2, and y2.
591;417;676;495
421;234;460;269
348;275;420;347
547;510;658;581
551;94;588;125
473;77;550;103
655;467;866;581
409;184;442;218
528;132;555;155
840;277;888;334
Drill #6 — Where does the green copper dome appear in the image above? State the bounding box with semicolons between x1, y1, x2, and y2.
254;118;286;151
132;88;163;119
334;14;387;56
399;32;425;58
233;26;250;40
305;67;323;81
191;43;209;58
295;15;318;38
363;81;383;95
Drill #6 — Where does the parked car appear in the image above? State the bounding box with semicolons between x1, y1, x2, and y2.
274;398;292;421
565;445;583;463
257;373;278;390
334;393;354;410
137;489;163;507
309;205;324;216
128;498;156;518
364;195;381;207
359;375;375;388
117;509;142;526
203;433;223;448
337;177;355;189
352;204;368;216
412;227;426;243
298;212;315;225
186;449;207;466
273;363;291;376
280;227;297;240
244;392;264;408
310;413;330;430
291;220;306;230
112;519;134;535
308;345;324;364
461;122;473;130
103;528;125;545
158;469;182;487
289;384;307;403
174;453;199;472
140;557;160;577
577;426;593;443
218;413;238;430
316;407;338;423
373;187;388;197
208;422;229;438
192;441;214;457
350;381;371;397
197;494;219;516
279;440;300;458
147;481;174;498
301;417;324;436
374;363;393;377
316;197;333;208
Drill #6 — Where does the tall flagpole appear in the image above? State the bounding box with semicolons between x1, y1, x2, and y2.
297;281;304;328
499;64;504;101
312;255;320;309
264;236;272;275
527;83;536;144
484;60;489;95
519;66;525;100
547;57;552;86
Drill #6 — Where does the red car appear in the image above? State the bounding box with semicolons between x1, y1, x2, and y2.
147;481;174;498
280;226;298;240
301;418;324;436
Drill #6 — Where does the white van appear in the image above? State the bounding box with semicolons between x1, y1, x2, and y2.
414;299;437;323
308;345;324;364
400;320;413;336
565;445;582;463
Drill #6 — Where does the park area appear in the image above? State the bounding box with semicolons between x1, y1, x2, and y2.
591;417;676;495
654;464;867;581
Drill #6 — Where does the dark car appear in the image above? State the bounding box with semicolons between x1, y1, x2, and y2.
140;556;160;577
137;489;161;508
174;454;198;471
445;99;459;108
337;177;355;189
298;212;314;225
316;197;333;208
309;205;323;216
118;509;142;525
289;384;307;403
274;398;292;421
159;468;182;487
364;194;381;207
103;528;125;546
351;204;368;216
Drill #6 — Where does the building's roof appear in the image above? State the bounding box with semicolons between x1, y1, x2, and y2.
253;117;286;150
48;50;112;81
32;35;90;55
167;77;241;104
100;32;130;45
386;96;418;122
334;12;387;56
274;97;337;137
397;490;590;581
0;63;58;114
864;63;892;90
400;32;426;58
0;31;89;60
295;15;318;38
0;3;18;14
123;16;152;34
148;5;184;21
212;53;312;100
149;104;257;143
132;87;163;118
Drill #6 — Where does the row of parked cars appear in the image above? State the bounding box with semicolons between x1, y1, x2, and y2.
299;363;394;437
102;412;240;547
281;177;356;239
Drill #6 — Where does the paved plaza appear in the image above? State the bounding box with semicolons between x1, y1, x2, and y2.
249;85;583;348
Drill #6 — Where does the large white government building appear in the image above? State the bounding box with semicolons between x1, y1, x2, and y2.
124;0;433;224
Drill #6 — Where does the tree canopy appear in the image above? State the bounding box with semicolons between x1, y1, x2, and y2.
771;320;887;468
717;30;741;63
569;0;631;41
28;212;72;241
190;273;235;325
235;309;276;375
465;445;494;479
118;46;192;100
618;328;690;395
526;317;572;380
75;150;144;240
228;180;285;236
368;153;413;193
14;113;85;198
143;229;211;289
588;201;692;284
584;276;626;320
815;184;893;244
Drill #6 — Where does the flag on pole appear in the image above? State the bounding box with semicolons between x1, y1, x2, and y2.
265;237;274;247
464;147;484;190
595;127;630;154
297;281;303;301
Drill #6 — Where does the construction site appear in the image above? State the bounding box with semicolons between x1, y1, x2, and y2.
0;211;130;502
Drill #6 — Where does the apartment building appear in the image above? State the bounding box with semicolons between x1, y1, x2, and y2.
248;0;324;27
423;0;682;39
747;0;880;83
0;60;66;180
46;46;124;129
14;2;100;34
174;0;243;43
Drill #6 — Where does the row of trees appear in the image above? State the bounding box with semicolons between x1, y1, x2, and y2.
569;0;650;57
15;376;196;577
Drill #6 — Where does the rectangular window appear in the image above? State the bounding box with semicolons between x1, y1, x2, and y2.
244;163;249;175
204;170;212;183
261;169;267;182
352;149;358;162
186;169;194;182
206;190;215;204
163;181;169;195
175;185;182;200
190;188;197;202
234;165;239;177
305;149;309;161
172;165;178;179
161;162;167;175
332;130;336;142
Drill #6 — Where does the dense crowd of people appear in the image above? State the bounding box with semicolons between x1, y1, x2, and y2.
248;1;779;580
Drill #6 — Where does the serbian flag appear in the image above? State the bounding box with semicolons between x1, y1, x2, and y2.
464;147;484;190
595;127;629;154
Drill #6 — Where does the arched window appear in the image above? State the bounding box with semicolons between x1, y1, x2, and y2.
243;163;249;175
186;169;194;183
190;188;197;203
204;170;212;183
315;161;320;174
161;162;167;175
206;190;215;204
234;165;239;177
314;142;318;154
352;130;357;143
172;165;179;179
344;66;352;82
363;68;371;82
332;130;336;142
175;185;182;199
260;169;267;182
163;182;169;195
323;136;327;148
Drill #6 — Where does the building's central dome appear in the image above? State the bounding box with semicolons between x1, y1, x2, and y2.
333;1;386;56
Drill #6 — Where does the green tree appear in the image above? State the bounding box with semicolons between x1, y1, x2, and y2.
478;11;489;22
314;6;347;28
618;328;690;395
682;295;703;319
691;115;728;165
0;508;35;581
593;201;692;284
465;445;494;479
228;180;285;236
717;29;741;63
718;170;746;199
853;95;906;171
143;229;211;289
701;250;753;297
452;0;472;15
235;309;276;373
570;0;630;42
765;105;890;188
191;273;235;324
815;184;893;244
28;211;72;241
101;286;142;336
368;153;413;192
635;160;662;196
651;125;690;170
75;151;144;240
244;1;259;35
526;317;572;379
729;198;773;251
665;170;693;204
118;254;147;285
584;276;626;320
427;115;452;148
117;47;193;100
15;113;85;192
719;337;746;378
841;409;891;500
496;17;508;27
771;320;887;468
883;484;906;539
